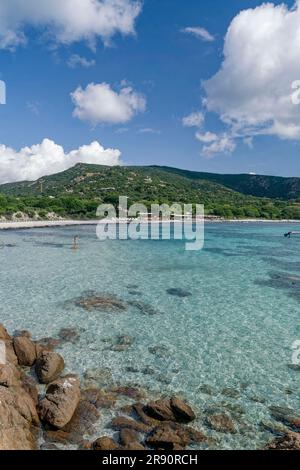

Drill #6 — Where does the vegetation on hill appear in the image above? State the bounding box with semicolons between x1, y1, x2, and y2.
0;163;299;220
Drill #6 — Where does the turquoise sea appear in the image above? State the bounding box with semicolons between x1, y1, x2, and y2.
0;222;300;449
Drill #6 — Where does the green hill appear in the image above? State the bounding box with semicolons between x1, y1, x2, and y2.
0;163;299;220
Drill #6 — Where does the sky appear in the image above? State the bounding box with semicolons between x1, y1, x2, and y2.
0;0;300;183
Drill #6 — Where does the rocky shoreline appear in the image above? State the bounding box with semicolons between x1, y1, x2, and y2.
0;322;299;451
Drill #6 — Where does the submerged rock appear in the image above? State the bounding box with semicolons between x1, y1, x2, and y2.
128;300;160;316
265;431;300;450
111;416;151;433
74;293;127;312
166;288;192;298
83;367;113;388
36;337;63;351
58;328;80;344
82;388;116;409
35;350;65;384
39;375;80;429
146;425;184;449
205;412;237;434
110;335;135;352
198;384;216;396
221;387;240;399
13;336;37;367
269;406;300;430
148;345;170;358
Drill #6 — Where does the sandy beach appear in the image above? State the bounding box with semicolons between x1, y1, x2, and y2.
0;218;299;230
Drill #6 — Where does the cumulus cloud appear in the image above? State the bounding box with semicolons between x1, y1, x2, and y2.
195;131;218;143
71;82;146;125
182;111;204;128
181;26;214;42
0;139;122;183
67;54;96;68
203;0;300;152
200;134;236;159
0;0;142;50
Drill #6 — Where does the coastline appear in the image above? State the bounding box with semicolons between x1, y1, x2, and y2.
0;217;300;230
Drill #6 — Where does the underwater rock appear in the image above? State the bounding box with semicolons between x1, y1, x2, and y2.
148;345;170;358
36;337;63;352
125;365;140;373
166;288;192;298
82;388;116;409
205;412;237;434
128;300;160;316
255;272;300;301
35;350;65;384
260;419;289;435
58;328;80;344
111;416;151;433
13;336;37;367
198;384;216;396
221;387;240;399
110;385;146;400
74;293;127;312
146;425;184;449
287;364;300;371
142;366;156;376
110;335;135;352
126;285;139;290
83;367;113;388
269;406;300;430
265;431;300;450
39;375;80;429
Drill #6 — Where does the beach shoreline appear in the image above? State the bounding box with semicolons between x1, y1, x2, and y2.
0;218;299;230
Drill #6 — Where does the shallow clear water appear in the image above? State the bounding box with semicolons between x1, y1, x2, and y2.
1;222;300;449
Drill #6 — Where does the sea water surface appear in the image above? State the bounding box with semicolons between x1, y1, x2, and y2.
0;222;300;449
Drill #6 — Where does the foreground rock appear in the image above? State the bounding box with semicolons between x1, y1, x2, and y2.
0;385;39;450
93;437;119;450
13;336;37;366
39;375;80;428
35;350;65;384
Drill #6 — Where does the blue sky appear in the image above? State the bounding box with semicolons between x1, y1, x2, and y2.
0;0;300;182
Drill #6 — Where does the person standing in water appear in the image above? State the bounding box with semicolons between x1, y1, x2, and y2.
72;235;80;250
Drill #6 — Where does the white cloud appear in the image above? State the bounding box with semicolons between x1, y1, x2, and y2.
195;131;218;143
0;0;142;50
0;139;122;183
203;0;300;150
182;111;204;128
181;26;214;42
67;54;95;68
71;82;146;125
138;128;161;134
201;134;236;159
